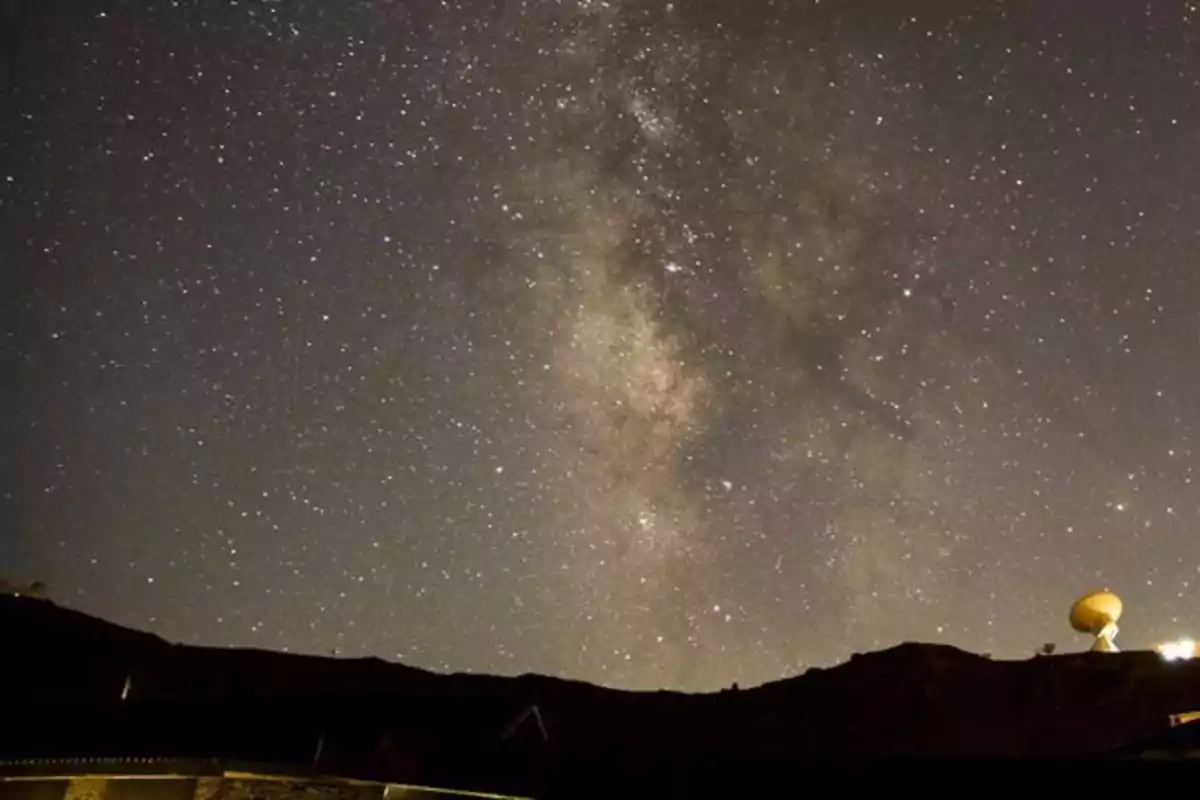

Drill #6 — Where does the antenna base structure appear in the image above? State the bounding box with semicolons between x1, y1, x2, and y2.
1090;621;1120;653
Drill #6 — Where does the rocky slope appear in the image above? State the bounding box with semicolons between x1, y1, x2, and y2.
4;594;1200;792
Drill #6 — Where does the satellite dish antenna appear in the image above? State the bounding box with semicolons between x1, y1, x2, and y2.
1069;590;1122;653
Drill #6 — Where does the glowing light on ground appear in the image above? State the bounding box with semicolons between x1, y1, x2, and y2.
1156;638;1197;661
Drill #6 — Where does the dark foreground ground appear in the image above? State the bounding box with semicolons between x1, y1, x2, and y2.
4;756;1200;798
5;594;1200;796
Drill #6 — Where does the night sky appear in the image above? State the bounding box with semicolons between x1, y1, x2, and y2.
6;0;1200;691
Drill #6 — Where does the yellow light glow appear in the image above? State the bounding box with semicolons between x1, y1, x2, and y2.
1156;638;1198;661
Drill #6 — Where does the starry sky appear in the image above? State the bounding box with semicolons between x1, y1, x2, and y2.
6;0;1200;691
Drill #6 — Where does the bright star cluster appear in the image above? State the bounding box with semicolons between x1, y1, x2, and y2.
6;1;1200;690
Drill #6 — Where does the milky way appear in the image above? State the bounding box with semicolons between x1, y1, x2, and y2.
7;1;1200;690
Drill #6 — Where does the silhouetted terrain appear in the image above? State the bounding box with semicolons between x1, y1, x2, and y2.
4;595;1200;795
